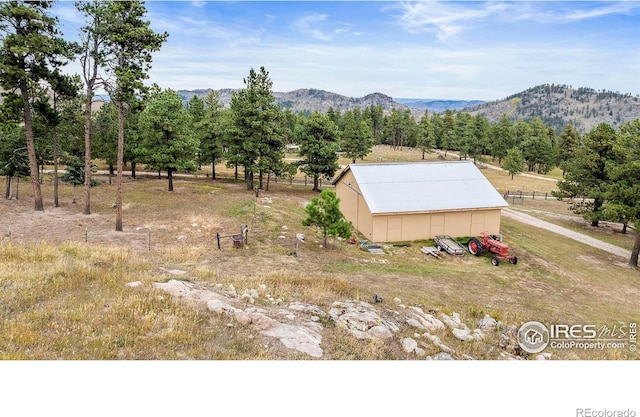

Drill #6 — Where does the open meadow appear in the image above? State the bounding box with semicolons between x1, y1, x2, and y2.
1;146;638;360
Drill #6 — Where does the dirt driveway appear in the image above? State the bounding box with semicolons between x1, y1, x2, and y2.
503;208;631;259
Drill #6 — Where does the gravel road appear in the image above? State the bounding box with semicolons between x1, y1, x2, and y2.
503;208;631;259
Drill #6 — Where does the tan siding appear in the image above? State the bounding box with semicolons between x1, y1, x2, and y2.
335;167;504;243
430;215;445;237
335;171;374;240
368;209;502;242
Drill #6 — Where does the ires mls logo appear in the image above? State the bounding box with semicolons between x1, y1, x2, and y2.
518;321;637;354
549;324;597;338
517;321;550;354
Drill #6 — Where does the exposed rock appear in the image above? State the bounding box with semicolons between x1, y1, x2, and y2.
154;280;535;360
438;312;461;330
288;301;327;318
393;297;402;304
407;306;445;332
431;352;454;360
453;327;473;341
234;310;253;326
406;318;425;330
206;299;238;315
367;325;394;340
472;329;485;341
125;281;143;288
423;333;455;354
226;284;237;297
261;322;323;358
328;299;399;340
401;338;418;353
478;314;498;330
246;312;279;331
159;267;187;276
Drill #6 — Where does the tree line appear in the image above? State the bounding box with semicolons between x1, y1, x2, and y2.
1;1;639;266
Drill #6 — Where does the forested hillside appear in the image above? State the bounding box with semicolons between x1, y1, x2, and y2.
180;84;640;134
464;84;640;133
178;88;410;115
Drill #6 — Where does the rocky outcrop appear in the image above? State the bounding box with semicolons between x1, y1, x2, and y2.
149;279;532;360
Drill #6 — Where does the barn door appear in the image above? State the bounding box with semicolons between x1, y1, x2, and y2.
430;215;445;237
471;213;486;235
387;217;402;242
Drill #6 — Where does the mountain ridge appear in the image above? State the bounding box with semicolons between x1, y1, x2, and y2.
178;84;640;133
463;84;640;133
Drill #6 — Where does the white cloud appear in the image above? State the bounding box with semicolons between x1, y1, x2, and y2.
390;1;508;40
294;13;333;41
557;2;639;22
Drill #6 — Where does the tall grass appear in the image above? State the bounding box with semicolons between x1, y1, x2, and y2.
1;158;638;360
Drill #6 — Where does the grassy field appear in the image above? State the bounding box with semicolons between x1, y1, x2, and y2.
1;146;638;360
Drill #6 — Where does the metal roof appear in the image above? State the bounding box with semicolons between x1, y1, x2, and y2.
335;161;508;214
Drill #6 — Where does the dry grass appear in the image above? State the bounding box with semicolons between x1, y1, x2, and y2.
2;148;638;360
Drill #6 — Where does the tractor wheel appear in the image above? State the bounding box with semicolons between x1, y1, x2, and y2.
491;256;500;266
509;256;518;265
467;237;483;256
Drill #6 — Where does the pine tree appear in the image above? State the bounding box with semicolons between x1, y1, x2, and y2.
138;89;199;191
554;123;621;227
0;0;78;210
101;0;168;231
302;189;352;247
503;147;525;180
227;67;284;191
294;112;340;192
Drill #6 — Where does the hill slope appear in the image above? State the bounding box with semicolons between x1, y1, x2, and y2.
463;84;640;133
178;88;411;114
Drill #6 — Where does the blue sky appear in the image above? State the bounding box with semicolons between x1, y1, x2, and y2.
53;1;640;100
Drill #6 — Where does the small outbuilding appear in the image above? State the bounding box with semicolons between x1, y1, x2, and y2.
332;161;508;242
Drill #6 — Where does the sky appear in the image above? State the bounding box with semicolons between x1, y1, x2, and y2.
52;1;640;101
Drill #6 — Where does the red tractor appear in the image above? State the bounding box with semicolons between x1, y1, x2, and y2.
467;232;518;266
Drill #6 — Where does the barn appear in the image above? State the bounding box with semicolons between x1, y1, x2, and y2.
332;161;508;242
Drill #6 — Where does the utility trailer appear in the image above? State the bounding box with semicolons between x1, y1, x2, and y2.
434;235;466;256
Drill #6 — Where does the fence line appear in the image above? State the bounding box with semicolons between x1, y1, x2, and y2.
502;190;556;201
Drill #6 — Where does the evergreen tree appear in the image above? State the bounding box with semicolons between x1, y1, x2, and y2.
521;117;554;174
138;89;199;191
0;0;78;210
76;0;112;215
382;108;415;150
340;109;373;163
440;109;456;156
0;123;29;199
602;119;640;266
513;118;532;148
489;114;515;164
60;156;98;204
227;67;284;191
554;123;621;227
294;112;340;192
416;110;435;159
503;147;525;180
557;124;581;174
302;189;352;247
101;0;168;231
363;105;384;145
196;90;226;180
